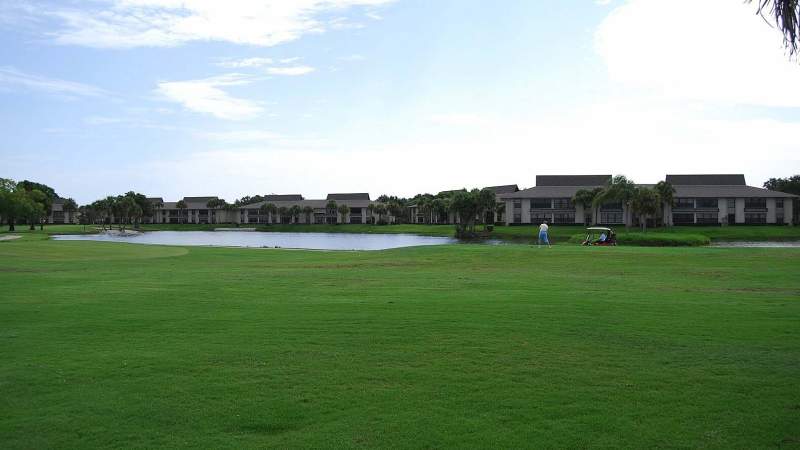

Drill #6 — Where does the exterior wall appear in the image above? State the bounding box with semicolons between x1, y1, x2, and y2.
785;200;794;225
766;198;777;224
519;199;530;224
717;198;727;224
735;198;745;224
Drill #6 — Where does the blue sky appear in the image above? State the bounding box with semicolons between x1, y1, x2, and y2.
1;0;799;203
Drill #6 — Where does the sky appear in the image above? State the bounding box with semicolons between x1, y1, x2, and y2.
1;0;799;204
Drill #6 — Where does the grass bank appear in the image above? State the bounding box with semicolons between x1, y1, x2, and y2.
1;237;799;448
4;223;800;246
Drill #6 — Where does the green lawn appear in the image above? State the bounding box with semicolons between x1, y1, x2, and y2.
1;236;798;448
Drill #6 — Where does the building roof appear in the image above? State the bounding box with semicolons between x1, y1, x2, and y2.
536;175;612;187
181;196;218;209
484;184;520;194
147;197;164;204
666;174;746;186
263;194;304;201
239;198;376;210
674;185;797;198
499;185;593;199
327;193;370;201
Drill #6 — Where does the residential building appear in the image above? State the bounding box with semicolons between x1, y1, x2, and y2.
500;174;796;226
408;184;519;224
236;193;385;225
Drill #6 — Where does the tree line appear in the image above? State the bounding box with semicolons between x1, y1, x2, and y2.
571;176;675;231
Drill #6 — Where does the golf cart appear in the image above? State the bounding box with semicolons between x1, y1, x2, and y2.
582;227;617;246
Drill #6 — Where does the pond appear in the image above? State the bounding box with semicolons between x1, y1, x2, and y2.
710;241;800;248
52;231;457;251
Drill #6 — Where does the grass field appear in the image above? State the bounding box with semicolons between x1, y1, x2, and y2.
1;235;799;448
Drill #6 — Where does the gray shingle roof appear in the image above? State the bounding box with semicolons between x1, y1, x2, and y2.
264;194;304;201
666;174;746;185
674;185;797;198
536;175;612;186
327;193;370;201
484;184;519;194
499;186;593;199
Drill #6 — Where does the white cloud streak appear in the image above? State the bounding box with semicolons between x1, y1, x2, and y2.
0;66;108;98
156;73;263;120
21;0;393;49
266;65;316;76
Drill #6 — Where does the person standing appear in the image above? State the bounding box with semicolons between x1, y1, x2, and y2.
538;221;551;248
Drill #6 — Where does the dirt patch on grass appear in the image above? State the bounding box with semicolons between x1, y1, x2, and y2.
0;235;22;241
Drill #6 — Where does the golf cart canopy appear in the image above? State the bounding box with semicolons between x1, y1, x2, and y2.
586;227;612;232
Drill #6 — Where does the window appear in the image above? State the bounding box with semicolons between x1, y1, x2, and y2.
745;198;766;210
674;198;694;209
531;199;551;209
552;198;573;209
350;207;361;215
600;212;623;224
553;212;575;224
777;214;784;223
350;216;362;224
696;212;718;224
695;198;718;209
673;213;694;224
513;213;522;224
512;199;522;209
600;201;622;211
776;199;784;209
727;199;736;212
531;212;551;223
745;212;766;224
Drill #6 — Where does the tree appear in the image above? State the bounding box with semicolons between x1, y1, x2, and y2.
175;200;187;224
367;203;376;224
78;204;98;231
290;205;302;224
326;200;337;224
207;198;228;224
476;188;497;227
337;203;350;224
764;174;800;224
62;198;78;224
595;175;637;230
631;187;660;232
448;189;481;237
0;178;19;231
151;198;164;224
654;181;676;227
264;203;278;224
572;188;603;225
23;189;47;230
302;206;314;224
430;197;449;224
750;0;800;55
495;201;506;224
374;203;388;224
278;206;289;224
257;203;269;224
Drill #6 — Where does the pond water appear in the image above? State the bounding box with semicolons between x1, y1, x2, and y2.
52;230;457;251
710;241;800;248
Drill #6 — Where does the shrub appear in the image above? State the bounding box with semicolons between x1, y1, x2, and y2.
568;232;709;247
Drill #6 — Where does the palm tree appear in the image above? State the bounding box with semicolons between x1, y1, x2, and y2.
654;181;675;227
326;200;337;224
151;199;164;224
258;203;269;224
278;206;289;224
176;200;188;225
572;188;601;225
375;203;387;224
265;203;277;224
750;0;800;55
367;203;376;224
337;203;350;224
62;198;78;224
290;205;301;224
596;175;637;230
631;187;660;232
302;206;314;224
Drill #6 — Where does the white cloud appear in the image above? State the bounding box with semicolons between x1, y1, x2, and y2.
215;57;273;68
279;57;302;64
595;0;800;107
24;0;393;49
0;66;107;98
156;73;263;120
339;54;366;61
199;130;283;142
266;65;316;76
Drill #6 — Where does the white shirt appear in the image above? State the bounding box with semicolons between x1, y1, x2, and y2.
539;223;549;233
